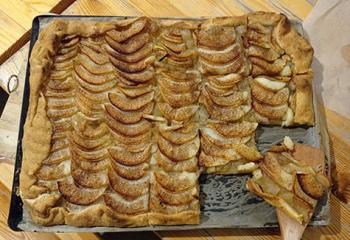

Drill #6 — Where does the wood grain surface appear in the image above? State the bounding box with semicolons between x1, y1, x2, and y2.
0;0;75;65
0;0;350;239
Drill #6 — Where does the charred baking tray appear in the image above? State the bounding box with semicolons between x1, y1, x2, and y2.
8;15;331;232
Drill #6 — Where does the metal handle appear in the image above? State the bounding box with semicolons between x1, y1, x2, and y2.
0;75;18;94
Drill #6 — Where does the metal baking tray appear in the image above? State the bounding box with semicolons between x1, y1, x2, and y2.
8;15;331;232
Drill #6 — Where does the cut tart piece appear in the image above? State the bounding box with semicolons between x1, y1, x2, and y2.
246;136;330;233
150;122;200;225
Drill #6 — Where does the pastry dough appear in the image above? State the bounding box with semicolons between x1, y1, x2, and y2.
20;13;315;227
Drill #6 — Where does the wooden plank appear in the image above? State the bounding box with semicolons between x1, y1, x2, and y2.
275;0;313;19
0;160;15;191
0;0;59;30
0;0;75;65
0;9;26;54
155;230;210;240
205;228;280;240
65;0;246;17
233;0;280;13
64;0;141;15
127;0;246;17
0;44;28;160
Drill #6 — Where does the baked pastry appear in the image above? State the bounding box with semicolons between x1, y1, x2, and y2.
20;12;315;227
196;17;262;173
21;17;159;227
246;137;330;224
245;12;314;126
151;20;200;225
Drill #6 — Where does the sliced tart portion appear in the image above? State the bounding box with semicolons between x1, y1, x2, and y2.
246;136;330;224
199;123;261;174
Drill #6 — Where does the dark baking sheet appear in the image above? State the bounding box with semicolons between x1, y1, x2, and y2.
8;15;330;232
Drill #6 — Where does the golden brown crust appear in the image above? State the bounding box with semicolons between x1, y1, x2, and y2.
148;211;200;225
292;72;315;125
247;11;282;26
200;16;247;29
273;15;314;74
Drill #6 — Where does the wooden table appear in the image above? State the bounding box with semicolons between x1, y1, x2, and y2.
1;1;350;239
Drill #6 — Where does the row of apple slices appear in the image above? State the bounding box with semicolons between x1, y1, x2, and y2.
104;98;154;213
196;19;250;77
244;17;292;77
103;90;153;215
35;35;80;198
104;17;156;86
250;76;294;126
55;114;109;209
45;35;79;121
150;123;200;224
102;17;156;216
156;70;200;122
155;23;200;118
151;22;201;224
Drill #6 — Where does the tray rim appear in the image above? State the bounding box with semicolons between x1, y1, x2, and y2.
8;14;331;233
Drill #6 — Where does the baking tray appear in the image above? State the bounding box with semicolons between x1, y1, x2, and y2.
8;15;331;232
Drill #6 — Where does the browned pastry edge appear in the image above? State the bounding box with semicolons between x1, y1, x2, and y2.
247;11;314;74
200;15;247;29
148;211;200;225
20;13;315;228
292;72;315;125
273;14;314;74
25;201;149;227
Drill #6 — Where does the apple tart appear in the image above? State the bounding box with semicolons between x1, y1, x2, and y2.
246;137;330;224
20;12;316;227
